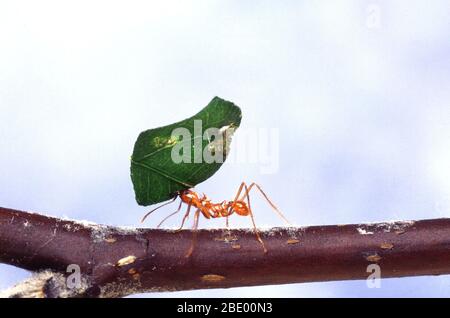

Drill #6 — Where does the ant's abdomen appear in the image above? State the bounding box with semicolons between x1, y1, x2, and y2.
232;201;250;216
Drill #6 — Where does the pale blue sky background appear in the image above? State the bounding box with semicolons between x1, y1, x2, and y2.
0;0;449;297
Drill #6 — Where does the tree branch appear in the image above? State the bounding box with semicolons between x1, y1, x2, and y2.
1;206;449;297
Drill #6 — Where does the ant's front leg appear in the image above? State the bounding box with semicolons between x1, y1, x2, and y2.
174;200;193;232
157;200;183;228
185;208;201;258
141;196;178;223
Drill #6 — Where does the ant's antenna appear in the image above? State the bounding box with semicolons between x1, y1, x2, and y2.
141;196;177;223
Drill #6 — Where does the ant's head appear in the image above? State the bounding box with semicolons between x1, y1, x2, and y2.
179;188;200;202
179;188;194;196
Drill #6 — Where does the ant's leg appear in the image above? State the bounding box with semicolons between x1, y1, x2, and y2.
243;184;267;253
245;182;291;225
141;196;177;223
174;200;193;232
156;200;183;228
232;182;245;201
185;208;201;258
227;182;246;215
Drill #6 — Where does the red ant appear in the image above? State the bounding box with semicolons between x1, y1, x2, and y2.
141;182;290;257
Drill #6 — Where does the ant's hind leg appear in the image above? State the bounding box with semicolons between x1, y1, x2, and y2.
243;184;267;253
246;182;291;225
232;182;246;201
227;182;247;215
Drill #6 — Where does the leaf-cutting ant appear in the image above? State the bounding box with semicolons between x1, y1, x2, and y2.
141;182;290;257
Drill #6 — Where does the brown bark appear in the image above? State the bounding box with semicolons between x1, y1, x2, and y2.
0;206;449;297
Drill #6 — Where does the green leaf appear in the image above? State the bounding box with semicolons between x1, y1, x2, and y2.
130;96;242;206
